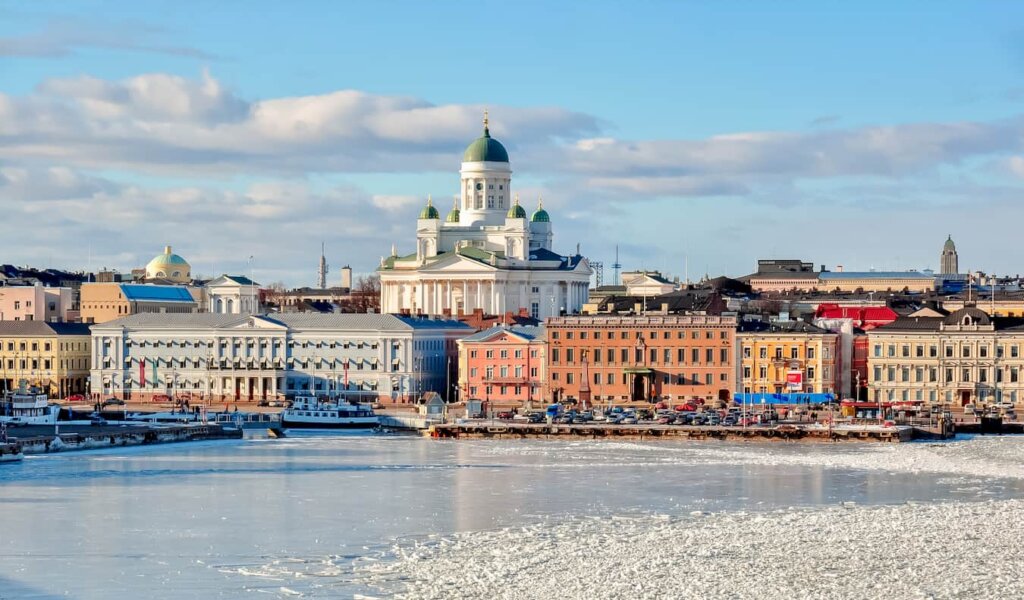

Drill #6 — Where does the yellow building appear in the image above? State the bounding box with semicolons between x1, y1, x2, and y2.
80;283;198;324
867;307;1024;406
737;320;841;396
0;321;92;398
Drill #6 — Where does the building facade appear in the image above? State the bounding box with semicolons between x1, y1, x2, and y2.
379;115;592;319
89;313;471;403
737;320;841;396
457;325;546;406
867;307;1024;406
206;275;261;314
0;321;92;397
0;285;75;322
545;314;737;405
80;283;198;324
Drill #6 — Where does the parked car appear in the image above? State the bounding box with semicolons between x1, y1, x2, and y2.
527;412;545;424
691;415;705;426
496;411;515;420
657;415;672;425
722;415;738;426
152;394;171;402
102;398;126;407
65;394;86;403
620;415;638;425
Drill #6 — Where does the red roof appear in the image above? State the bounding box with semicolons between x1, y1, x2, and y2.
815;303;897;329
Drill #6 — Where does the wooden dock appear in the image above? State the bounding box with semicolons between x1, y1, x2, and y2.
428;422;916;443
6;423;243;455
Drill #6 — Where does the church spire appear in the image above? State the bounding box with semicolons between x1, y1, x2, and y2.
483;109;490;136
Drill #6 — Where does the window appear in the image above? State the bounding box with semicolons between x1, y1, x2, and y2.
962;368;971;382
551;349;559;363
485;350;493;359
901;345;910;358
945;346;954;358
888;345;896;357
470;350;478;359
929;346;938;358
915;345;923;358
500;350;508;359
962;346;971;358
1013;345;1020;358
743;366;751;378
759;366;767;378
705;373;712;385
873;366;882;381
566;373;574;384
873;345;882;358
807;347;815;359
946;368;954;383
774;348;783;359
692;348;700;363
743;346;751;358
663;349;671;363
807;367;815;379
531;302;539;318
706;348;714;363
791;347;799;359
566;349;575;363
720;348;729;363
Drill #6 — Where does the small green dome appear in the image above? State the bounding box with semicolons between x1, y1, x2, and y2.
463;113;509;163
419;196;439;219
446;199;460;223
531;198;550;223
507;197;526;219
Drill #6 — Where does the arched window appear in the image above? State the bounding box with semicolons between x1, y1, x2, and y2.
216;298;223;313
226;299;234;313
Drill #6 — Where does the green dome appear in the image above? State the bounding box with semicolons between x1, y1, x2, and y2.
507;200;526;219
446;199;460;223
943;235;956;251
463;115;509;162
419;196;439;219
531;198;550;223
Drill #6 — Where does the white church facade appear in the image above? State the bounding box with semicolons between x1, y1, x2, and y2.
378;115;592;319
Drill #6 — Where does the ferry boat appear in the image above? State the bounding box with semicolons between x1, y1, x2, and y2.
0;388;60;426
280;395;379;429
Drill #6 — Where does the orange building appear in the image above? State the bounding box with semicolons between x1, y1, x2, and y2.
545;314;737;405
457;325;546;406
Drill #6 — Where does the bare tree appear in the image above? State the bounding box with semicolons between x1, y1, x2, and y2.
262;281;288;309
340;274;381;313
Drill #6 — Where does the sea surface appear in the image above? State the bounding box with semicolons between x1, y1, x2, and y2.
2;433;1024;599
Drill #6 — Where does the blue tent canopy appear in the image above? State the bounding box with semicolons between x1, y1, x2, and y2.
733;393;835;405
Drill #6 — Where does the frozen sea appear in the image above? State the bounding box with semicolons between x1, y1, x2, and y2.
3;434;1024;599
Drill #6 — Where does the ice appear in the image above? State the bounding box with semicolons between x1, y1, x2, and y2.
356;499;1024;599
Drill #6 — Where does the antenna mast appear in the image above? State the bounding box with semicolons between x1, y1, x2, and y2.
612;245;622;286
317;242;328;289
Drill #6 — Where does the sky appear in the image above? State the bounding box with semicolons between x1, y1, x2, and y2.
2;1;1024;287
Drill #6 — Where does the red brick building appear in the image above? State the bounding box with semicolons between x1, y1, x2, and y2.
457;325;546;406
545;314;737;405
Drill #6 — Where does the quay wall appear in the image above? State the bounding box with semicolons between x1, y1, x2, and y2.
12;424;242;455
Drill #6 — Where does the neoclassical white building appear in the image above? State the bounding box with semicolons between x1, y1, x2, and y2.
379;115;592;319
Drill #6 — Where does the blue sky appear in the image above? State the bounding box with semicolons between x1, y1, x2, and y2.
2;1;1024;285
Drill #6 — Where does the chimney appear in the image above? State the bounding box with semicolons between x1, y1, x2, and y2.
661;302;669;314
836;265;844;273
821;264;827;272
634;302;642;313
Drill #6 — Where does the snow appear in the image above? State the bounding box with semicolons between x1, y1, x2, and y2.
356;499;1024;599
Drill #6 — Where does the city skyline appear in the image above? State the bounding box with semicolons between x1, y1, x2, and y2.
3;2;1024;285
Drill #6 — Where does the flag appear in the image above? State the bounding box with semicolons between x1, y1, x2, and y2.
139;358;146;388
151;358;158;388
343;360;349;388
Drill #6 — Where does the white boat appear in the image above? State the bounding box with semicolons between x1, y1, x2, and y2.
0;389;61;426
280;395;379;429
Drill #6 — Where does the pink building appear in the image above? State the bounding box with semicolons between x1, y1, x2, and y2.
457;325;546;407
0;286;75;322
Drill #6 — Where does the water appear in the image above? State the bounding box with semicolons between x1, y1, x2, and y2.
2;434;1024;599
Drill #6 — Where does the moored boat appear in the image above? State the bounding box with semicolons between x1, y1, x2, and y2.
1;386;60;426
280;395;379;429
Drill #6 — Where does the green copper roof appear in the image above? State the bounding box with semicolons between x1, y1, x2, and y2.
446;207;460;223
419;197;439;219
507;201;526;219
463;126;509;163
531;199;550;223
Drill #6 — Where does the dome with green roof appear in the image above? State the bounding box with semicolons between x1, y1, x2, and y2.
507;195;526;218
145;245;191;283
943;235;956;251
419;196;439;219
446;197;460;223
462;112;509;163
531;198;550;223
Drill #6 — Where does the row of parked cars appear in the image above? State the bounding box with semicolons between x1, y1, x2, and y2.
496;405;769;427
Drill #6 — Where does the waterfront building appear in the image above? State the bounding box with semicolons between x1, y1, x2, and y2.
736;320;840;397
940;235;959;275
0;285;75;322
80;283;198;324
457;325;546;407
813;304;899;399
0;321;92;397
867;307;1024;405
545;314;737;405
206;275;261;314
378;114;592;319
89;313;471;403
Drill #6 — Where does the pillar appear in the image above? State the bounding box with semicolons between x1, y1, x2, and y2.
477;280;483;313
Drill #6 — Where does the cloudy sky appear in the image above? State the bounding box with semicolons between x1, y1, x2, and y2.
2;1;1024;286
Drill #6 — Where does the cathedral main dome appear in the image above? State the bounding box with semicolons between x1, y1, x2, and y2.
462;114;509;163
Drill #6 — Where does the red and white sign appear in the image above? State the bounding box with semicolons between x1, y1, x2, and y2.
786;370;803;389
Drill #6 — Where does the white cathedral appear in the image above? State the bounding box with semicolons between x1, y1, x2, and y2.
379;114;592;319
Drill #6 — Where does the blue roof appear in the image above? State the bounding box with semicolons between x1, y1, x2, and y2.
393;315;473;330
120;284;195;302
819;271;934;280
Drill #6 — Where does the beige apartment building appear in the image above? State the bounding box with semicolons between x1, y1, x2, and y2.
737;320;841;396
867;307;1024;406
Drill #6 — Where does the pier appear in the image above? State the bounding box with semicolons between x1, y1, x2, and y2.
428;422;916;442
4;423;243;455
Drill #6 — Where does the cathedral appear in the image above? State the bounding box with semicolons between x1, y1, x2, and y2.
378;114;592;319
